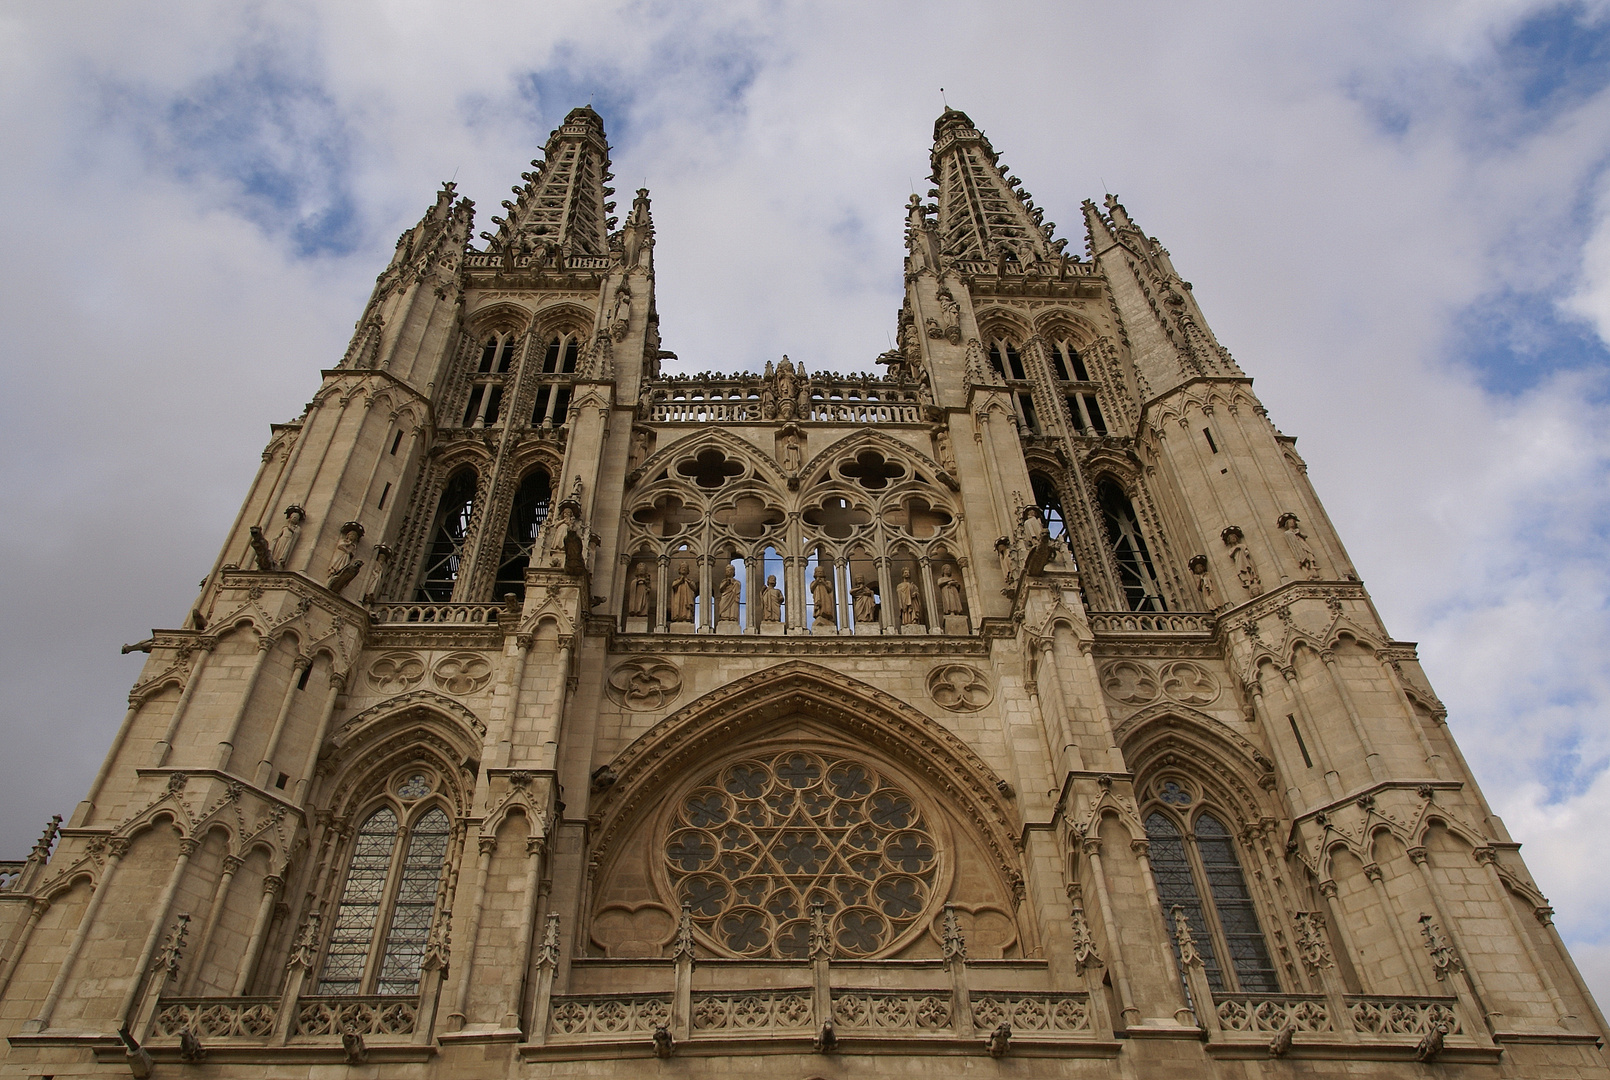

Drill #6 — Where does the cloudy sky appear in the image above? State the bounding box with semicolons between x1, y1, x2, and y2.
3;0;1610;1002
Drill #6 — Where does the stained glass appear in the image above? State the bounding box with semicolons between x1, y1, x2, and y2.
317;808;398;995
376;807;450;996
1195;814;1279;993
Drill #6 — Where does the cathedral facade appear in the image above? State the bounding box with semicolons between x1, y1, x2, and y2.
1;106;1604;1078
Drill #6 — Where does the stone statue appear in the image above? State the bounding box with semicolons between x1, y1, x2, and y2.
796;379;812;421
1279;513;1320;579
774;355;797;421
1189;554;1216;610
269;505;305;569
247;526;275;572
937;288;960;327
759;575;784;622
611;285;632;340
934;427;957;474
811;565;835;626
717;563;742;622
782;434;803;475
547;503;584;571
851;576;877;623
628;567;652;618
1223;526;1261;596
362;544;395;604
760;384;776;420
326;521;365;594
669;566;697;623
628;429;651;473
897;567;923;626
938;565;965;615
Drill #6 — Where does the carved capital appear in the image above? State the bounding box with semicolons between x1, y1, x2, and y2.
1362;862;1383;883
177;838;201;858
478;836;498;857
1472;846;1498;866
1406;846;1429;866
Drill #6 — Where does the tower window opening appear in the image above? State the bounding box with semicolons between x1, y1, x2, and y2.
1083;394;1106;435
417;469;477;602
1097;479;1165;612
390;430;404;455
296;664;312;691
988;337;1026;381
1030;473;1069;542
377;482;391;510
1054;338;1091;381
1017;393;1039;434
1051;348;1071;381
495;469;552;602
1203;428;1218;454
1067;394;1106;436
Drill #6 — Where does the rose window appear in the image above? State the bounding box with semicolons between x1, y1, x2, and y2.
660;751;945;959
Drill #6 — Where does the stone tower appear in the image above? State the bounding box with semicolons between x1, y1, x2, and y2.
1;105;1604;1078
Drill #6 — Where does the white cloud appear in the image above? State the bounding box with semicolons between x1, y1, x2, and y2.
3;0;1610;1011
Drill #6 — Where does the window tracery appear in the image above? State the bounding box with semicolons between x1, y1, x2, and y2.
463;332;519;428
317;770;452;997
658;750;946;959
529;331;583;429
1142;780;1278;995
494;469;551;601
1096;478;1166;611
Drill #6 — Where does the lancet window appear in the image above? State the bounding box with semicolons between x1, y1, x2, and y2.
416;468;477;602
1096;478;1165;611
317;774;452;997
494;468;552;601
463;332;519;428
529;331;582;429
1143;783;1278;994
1030;472;1070;543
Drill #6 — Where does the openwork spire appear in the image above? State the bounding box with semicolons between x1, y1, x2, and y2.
927;108;1062;266
484;105;616;258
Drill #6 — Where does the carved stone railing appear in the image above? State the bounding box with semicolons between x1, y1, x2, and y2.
646;380;924;425
690;990;813;1034
549;994;671;1037
294;995;419;1037
462;252;611;272
1214;993;1333;1034
370;603;503;626
971;992;1093;1034
152;998;280;1040
1346;995;1461;1037
0;861;24;892
1088;612;1215;634
832;991;953;1034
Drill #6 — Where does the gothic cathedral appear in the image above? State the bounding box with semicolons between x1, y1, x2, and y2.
1;106;1603;1079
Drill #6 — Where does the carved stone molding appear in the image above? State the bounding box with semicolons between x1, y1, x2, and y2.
366;652;426;694
431;652;494;695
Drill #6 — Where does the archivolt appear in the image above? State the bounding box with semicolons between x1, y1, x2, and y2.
1119;708;1278;828
588;660;1022;889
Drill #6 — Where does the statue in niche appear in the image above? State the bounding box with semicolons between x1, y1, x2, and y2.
611;284;632;341
1222;526;1262;596
937;287;961;328
781;433;804;475
717;563;742;623
628;429;651;473
362;544;395;604
851;576;878;623
774;355;798;421
547;501;586;572
326;521;365;594
1189;554;1217;610
938;565;965;615
1279;512;1321;579
669;566;697;623
811;565;836;626
628;567;652;618
268;505;306;569
897;567;923;626
933;426;957;475
759;575;784;622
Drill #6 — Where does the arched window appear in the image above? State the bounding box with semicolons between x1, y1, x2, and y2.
464;333;518;427
1030;472;1070;542
987;336;1027;381
1050;336;1091;382
1145;808;1278;994
1096;479;1165;611
495;469;552;601
318;802;452;996
530;331;582;428
417;469;477;601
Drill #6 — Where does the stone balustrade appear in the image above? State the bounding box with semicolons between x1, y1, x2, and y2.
1088;612;1216;634
149;994;418;1044
370;603;504;626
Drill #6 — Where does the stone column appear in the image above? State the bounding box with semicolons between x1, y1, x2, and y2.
1408;847;1497;1034
24;838;129;1031
255;656;312;788
1280;666;1343;798
505;835;548;1031
1316;878;1368;993
151;641;214;767
183;855;242;993
1363;861;1430;996
1473;847;1576;1029
115;837;198;1025
0;898;50;1001
1379;656;1445;778
1132;837;1192;1024
216;635;276;772
1081;836;1138;1027
293;671;346;806
918;555;940;634
232;873;284;996
446;835;497;1030
73;697;140;826
1320;650;1384;783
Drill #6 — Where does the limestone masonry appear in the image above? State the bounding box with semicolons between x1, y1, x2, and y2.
1;106;1603;1078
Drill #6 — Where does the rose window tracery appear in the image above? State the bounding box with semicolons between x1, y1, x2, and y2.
660;751;946;959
